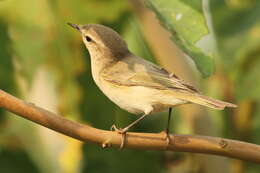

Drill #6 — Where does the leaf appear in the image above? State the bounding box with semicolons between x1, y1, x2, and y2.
146;0;215;77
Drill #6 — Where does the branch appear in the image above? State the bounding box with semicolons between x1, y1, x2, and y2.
0;89;259;163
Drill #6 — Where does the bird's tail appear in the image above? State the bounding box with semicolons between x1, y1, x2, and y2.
168;90;237;110
187;94;237;110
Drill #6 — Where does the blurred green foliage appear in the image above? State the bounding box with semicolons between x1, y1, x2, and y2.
0;148;39;173
147;0;215;77
0;0;260;173
0;19;15;123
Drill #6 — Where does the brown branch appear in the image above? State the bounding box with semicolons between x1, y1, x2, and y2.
0;89;260;163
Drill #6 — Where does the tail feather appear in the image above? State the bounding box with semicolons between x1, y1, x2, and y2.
194;95;237;110
167;90;237;110
185;94;237;110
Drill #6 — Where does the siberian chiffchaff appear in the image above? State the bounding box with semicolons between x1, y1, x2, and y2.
68;23;236;143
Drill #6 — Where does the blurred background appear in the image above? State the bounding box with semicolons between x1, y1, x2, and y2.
0;0;260;172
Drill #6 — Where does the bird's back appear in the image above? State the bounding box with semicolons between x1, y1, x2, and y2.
101;53;237;110
101;53;198;93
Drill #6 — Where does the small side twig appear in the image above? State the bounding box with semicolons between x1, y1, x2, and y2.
0;89;260;163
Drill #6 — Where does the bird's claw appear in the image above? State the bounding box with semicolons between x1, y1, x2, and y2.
110;124;127;149
160;130;171;147
110;124;120;131
110;124;128;134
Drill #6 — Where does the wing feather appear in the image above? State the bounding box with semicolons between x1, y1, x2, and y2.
101;55;198;93
101;54;237;110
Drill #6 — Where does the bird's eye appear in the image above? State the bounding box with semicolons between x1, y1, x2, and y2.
85;36;92;42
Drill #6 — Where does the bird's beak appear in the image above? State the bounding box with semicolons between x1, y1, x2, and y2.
67;22;81;32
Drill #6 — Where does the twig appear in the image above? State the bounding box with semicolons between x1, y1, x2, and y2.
0;89;259;163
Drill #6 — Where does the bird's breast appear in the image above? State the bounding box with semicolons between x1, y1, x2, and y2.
95;79;146;114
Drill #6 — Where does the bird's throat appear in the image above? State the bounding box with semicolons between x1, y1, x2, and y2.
90;53;117;84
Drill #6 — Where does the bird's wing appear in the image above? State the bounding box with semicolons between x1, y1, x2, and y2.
101;56;237;110
101;56;199;93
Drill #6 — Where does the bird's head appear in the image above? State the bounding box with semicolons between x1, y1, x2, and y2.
68;23;129;58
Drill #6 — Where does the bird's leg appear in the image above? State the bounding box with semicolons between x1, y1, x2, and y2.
111;113;149;149
164;108;173;145
111;113;149;134
121;113;149;133
166;107;172;135
111;106;153;149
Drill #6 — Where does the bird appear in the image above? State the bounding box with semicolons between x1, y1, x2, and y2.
68;23;237;146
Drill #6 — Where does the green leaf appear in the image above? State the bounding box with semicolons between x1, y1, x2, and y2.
146;0;215;77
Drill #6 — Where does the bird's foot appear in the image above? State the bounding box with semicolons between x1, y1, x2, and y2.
110;124;120;131
160;130;171;147
111;124;129;134
110;124;127;149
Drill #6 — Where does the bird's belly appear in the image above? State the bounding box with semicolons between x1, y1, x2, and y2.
98;83;150;114
96;80;186;115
